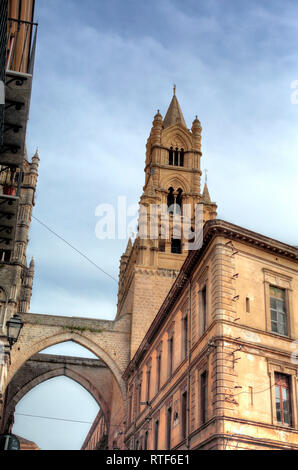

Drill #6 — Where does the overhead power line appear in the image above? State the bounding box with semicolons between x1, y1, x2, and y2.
32;215;117;283
15;412;122;429
15;412;93;425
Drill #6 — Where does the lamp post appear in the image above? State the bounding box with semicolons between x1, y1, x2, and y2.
6;314;23;349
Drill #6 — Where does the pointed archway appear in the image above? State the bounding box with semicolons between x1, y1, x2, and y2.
1;352;112;436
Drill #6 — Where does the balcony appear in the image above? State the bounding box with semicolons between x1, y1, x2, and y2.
2;70;33;166
6;17;38;75
0;192;19;256
0;167;22;255
0;17;38;256
0;18;38;168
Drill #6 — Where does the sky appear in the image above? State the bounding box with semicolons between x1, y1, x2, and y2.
12;0;298;450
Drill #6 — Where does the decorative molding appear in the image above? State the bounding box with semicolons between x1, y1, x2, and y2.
263;268;293;289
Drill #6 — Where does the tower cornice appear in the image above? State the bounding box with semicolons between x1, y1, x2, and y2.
144;162;202;175
149;143;202;155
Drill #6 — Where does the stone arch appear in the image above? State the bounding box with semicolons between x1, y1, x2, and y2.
162;174;190;194
8;330;127;404
3;366;110;434
162;127;192;151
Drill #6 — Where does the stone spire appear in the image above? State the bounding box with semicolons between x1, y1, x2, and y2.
201;183;211;203
29;257;35;274
32;147;40;161
163;86;187;129
30;148;39;176
125;238;132;257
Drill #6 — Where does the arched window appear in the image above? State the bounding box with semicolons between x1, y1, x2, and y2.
176;188;183;215
180;149;184;167
188;227;195;243
174;148;179;166
0;250;11;263
169;147;173;165
167;187;175;214
168;148;185;167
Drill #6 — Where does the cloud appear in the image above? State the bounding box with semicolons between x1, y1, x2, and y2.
24;0;298;321
14;0;298;450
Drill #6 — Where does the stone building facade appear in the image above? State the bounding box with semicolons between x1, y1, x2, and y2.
0;2;296;451
0;0;37;404
123;219;298;450
84;94;298;450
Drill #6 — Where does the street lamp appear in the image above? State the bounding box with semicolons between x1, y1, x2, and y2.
6;314;23;349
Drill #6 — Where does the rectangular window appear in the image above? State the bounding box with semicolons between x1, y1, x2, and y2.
171;238;182;254
158;240;166;252
182;315;188;360
144;431;148;450
246;297;250;313
138;382;142;415
128;392;133;424
167;407;172;450
168;336;173;377
270;286;287;336
201;371;208;424
154;420;159;450
146;368;151;402
181;391;187;440
156;354;161;392
275;373;291;426
202;286;207;331
199;285;207;335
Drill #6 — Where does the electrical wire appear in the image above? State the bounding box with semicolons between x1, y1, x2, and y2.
15;412;93;424
14;412;123;429
31;215;118;283
28;218;278;418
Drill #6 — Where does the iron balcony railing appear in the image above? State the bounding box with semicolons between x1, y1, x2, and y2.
6;17;38;75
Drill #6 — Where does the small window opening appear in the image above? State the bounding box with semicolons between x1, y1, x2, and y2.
169;147;174;165
167;187;175;214
171;238;182;254
180;149;184;167
176;188;183;215
174;148;179;166
158;240;166;252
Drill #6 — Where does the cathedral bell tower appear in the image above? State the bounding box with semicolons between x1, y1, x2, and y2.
117;88;217;358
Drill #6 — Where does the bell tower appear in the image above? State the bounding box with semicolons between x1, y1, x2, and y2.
117;89;217;358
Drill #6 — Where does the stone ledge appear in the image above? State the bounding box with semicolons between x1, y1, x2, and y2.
20;313;131;333
30;353;106;368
